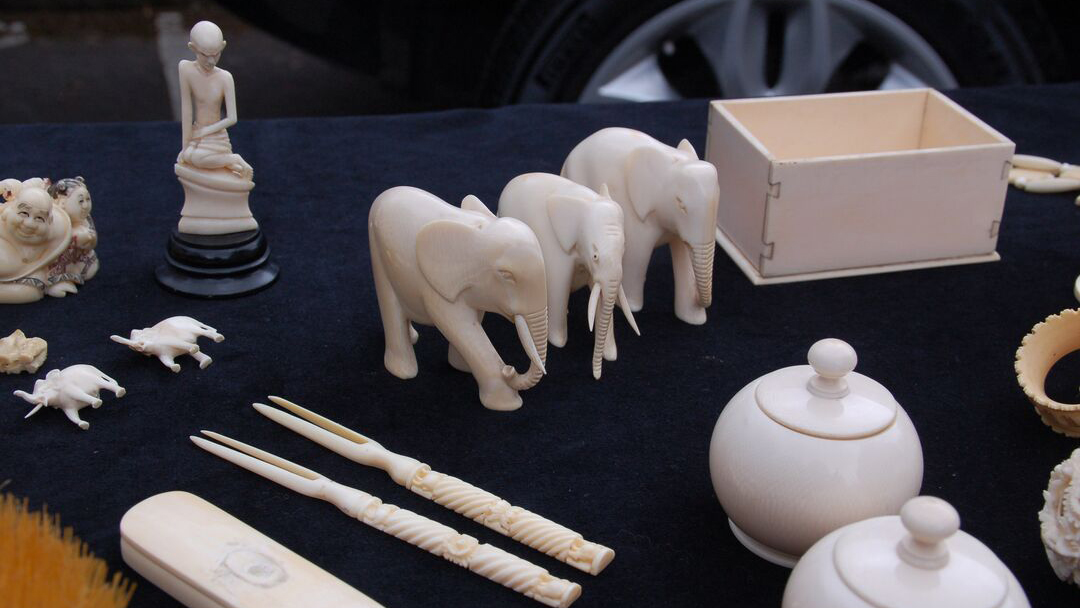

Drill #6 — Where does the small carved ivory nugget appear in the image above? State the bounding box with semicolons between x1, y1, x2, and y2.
498;173;638;380
0;330;47;374
368;186;548;411
562;128;719;325
257;396;616;575
14;364;125;429
111;316;224;372
193;432;582;607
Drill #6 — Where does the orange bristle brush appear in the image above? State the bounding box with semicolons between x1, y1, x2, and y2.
0;491;135;607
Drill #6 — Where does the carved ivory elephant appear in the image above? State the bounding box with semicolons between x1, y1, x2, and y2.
562;127;720;325
368;186;549;411
14;364;125;429
111;315;224;372
498;173;638;380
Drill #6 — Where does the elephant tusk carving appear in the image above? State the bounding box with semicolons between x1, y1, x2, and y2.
587;282;600;332
515;314;546;376
617;285;640;336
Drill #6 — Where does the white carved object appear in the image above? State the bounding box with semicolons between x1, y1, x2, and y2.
498;173;638;379
111;316;223;372
175;21;257;235
1041;448;1080;586
46;177;99;297
122;491;386;608
562;128;718;325
783;496;1031;608
1015;309;1080;436
14;364;125;429
256;396;615;575
1009;153;1080;195
709;338;923;567
368;186;548;411
0;184;71;303
0;329;47;374
708;89;1013;284
192;432;582;607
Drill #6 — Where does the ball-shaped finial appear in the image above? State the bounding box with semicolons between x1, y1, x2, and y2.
808;338;857;380
901;496;960;546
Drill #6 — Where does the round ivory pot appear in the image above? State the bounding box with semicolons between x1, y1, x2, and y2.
783;496;1030;608
709;339;923;567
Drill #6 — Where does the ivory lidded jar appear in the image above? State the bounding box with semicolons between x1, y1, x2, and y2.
709;338;923;567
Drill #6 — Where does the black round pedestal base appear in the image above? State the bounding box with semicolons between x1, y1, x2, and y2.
155;229;279;298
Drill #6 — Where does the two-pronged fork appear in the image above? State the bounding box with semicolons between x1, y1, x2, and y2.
191;431;582;608
254;396;615;575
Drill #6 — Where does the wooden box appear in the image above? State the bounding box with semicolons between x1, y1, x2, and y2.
705;89;1014;284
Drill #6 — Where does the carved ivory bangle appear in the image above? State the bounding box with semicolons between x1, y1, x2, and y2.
409;468;615;575
1016;309;1080;436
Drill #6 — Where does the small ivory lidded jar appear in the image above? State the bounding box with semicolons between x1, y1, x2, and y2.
783;496;1031;608
709;338;923;567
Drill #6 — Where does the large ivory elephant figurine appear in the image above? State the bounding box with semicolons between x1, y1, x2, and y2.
562;127;720;325
498;173;638;380
368;186;549;411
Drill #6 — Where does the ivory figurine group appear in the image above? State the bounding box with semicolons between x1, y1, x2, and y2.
369;127;720;410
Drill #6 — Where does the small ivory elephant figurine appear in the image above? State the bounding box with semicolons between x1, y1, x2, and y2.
14;364;125;429
111;316;224;372
498;173;638;379
368;186;548;411
562;127;719;325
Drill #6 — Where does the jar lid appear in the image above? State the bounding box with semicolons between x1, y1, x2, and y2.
755;339;897;439
832;497;1009;608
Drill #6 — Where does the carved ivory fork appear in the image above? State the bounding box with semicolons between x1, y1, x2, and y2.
191;431;581;608
254;396;615;575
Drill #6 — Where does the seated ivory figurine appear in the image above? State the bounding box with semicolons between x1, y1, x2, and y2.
14;364;125;430
0;185;72;303
369;186;548;411
47;177;99;296
498;173;638;380
174;20;257;235
111;316;224;372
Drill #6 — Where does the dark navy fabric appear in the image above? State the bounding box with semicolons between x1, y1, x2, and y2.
2;84;1080;607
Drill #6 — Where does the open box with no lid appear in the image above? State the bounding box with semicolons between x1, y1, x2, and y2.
705;89;1014;284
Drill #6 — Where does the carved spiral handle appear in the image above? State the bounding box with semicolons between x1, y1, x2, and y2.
410;468;615;575
356;494;581;607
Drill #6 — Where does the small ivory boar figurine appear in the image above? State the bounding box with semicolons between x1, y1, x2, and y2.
14;364;125;430
111;316;224;372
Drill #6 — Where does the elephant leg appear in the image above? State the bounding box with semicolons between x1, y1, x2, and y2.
670;239;707;325
448;312;483;373
622;240;654;312
63;408;90;430
157;352;181;373
191;349;213;369
62;385;102;408
369;230;417;379
93;377;126;398
434;305;521;411
547;261;573;348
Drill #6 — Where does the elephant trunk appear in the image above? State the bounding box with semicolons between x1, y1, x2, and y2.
506;308;548;391
691;241;716;308
591;281;618;380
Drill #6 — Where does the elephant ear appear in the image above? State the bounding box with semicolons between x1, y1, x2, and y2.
627;146;675;221
460;194;496;220
546;194;584;253
677;138;698;159
417;220;486;302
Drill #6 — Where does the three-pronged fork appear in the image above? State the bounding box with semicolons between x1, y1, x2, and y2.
191;431;581;608
254;396;615;575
